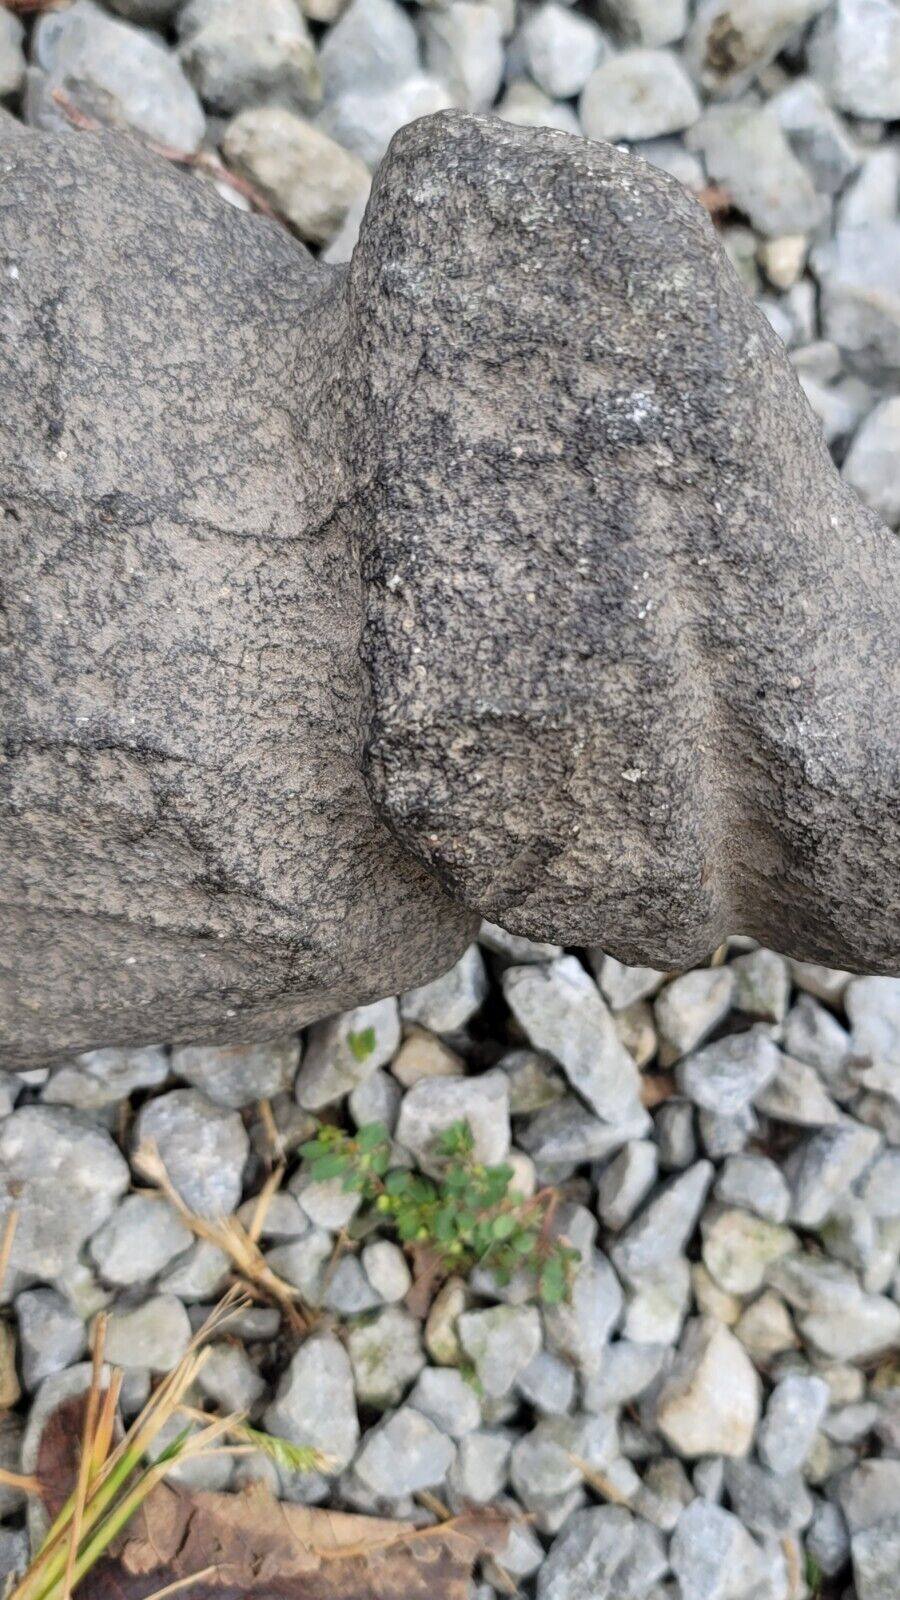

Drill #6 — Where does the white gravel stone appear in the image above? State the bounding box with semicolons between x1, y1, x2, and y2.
171;1036;298;1109
730;949;790;1022
773;76;859;196
518;3;606;99
457;1304;543;1398
591;953;666;1012
583;1340;669;1409
670;1499;766;1600
134;1089;248;1218
103;1295;192;1373
714;1153;791;1223
347;1306;425;1406
754;1052;843;1126
265;1334;359;1472
800;1291;900;1361
843;397;900;529
701;1207;797;1295
812;221;900;382
479;922;563;964
395;1070;510;1177
158;1239;230;1301
319;0;419;100
448;1430;512;1504
654;1317;760;1458
543;1250;623;1375
355;1406;456;1496
536;1505;637;1600
808;0;900;120
0;8;24;97
503;957;644;1125
178;0;320;115
15;1289;87;1391
757;1373;830;1473
580;48;700;142
610;1160;713;1284
677;1030;779;1115
295;999;400;1110
516;1349;576;1416
845;974;900;1095
422;3;504;111
597;1140;659;1230
496;78;582;134
197;1341;266;1414
654;968;735;1065
623;1255;691;1344
600;0;687;46
223;107;369;247
361;1239;411;1301
520;1097;649;1167
89;1195;193;1288
783;994;853;1094
401;944;488;1034
786;1123;883;1227
852;1518;900;1600
688;105;828;237
0;1107;129;1280
685;0;829;99
408;1366;481;1437
43;1045;168;1110
839;147;900;229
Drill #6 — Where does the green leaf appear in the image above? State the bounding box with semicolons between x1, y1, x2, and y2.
348;1026;377;1063
240;1425;325;1476
385;1169;412;1197
539;1257;567;1304
311;1152;350;1181
491;1213;517;1241
356;1121;388;1152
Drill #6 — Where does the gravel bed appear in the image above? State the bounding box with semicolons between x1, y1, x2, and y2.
2;1;900;1596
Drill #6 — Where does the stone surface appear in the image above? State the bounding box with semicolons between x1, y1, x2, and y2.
686;0;828;99
347;1306;425;1407
713;1153;790;1223
580;48;700;142
518;3;606;100
15;1288;87;1390
597;1139;658;1230
457;1305;543;1399
354;1406;456;1497
812;222;900;382
701;1207;797;1294
757;1372;829;1474
655;970;735;1065
0;10;24;99
395;1072;510;1177
264;1334;359;1472
0;1107;129;1279
30;0;205;149
844;398;900;530
786;1124;883;1227
43;1046;168;1110
103;1295;192;1372
134;1090;248;1217
654;1318;760;1457
503;957;643;1125
422;4;504;111
6;106;900;1061
677;1030;779;1115
223;106;370;246
296;1000;400;1110
611;1161;713;1283
688;104;828;237
408;1366;481;1437
89;1194;192;1285
808;0;900;120
536;1505;637;1600
178;0;320;115
171;1036;299;1108
401;944;487;1034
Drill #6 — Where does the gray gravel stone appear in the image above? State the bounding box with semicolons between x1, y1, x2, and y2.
361;1239;411;1301
496;78;582;134
479;922;562;965
158;1239;231;1301
349;1067;401;1130
701;1207;797;1295
537;1505;636;1600
0;1106;129;1280
689;104;828;237
730;949;790;1022
800;1291;900;1361
580;48;700;142
859;1147;900;1219
838;1460;900;1532
355;1405;456;1497
852;1518;900;1600
223;107;370;247
755;1052;842;1126
583;1339;669;1409
503;957;644;1125
401;944;487;1033
654;968;735;1065
265;1230;332;1301
724;1457;814;1536
611;1160;713;1284
318;73;454;171
408;1366;481;1437
844;398;900;530
319;0;418;100
265;1334;358;1472
654;1099;697;1170
600;0;687;46
773;76;859;196
31;0;205;149
178;0;320;115
714;1153;790;1223
786;1123;883;1227
395;1071;510;1177
622;1256;691;1344
517;3;606;99
685;0;829;99
654;1317;760;1458
516;1349;576;1415
845;974;900;1099
511;1413;616;1519
15;1288;86;1390
839;147;900;229
171;1036;299;1109
458;1305;543;1399
197;1340;266;1414
295;998;400;1110
592;953;665;1011
134;1089;248;1218
543;1250;622;1375
103;1295;192;1373
698;1103;759;1159
597;1140;658;1230
783;993;853;1096
807;1498;851;1575
0;1529;27;1592
669;1498;765;1600
291;1171;362;1232
808;0;900;120
347;1306;425;1407
321;1255;382;1316
520;1097;649;1167
422;3;504;111
43;1045;168;1111
812;221;900;382
89;1195;193;1286
677;1030;779;1115
448;1429;512;1504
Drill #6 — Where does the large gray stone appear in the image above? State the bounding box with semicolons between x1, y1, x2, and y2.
178;0;320;116
537;1505;636;1600
4;111;900;1064
172;1036;299;1108
0;1107;129;1279
264;1333;358;1472
89;1194;193;1285
134;1090;248;1217
354;1406;456;1497
395;1071;510;1177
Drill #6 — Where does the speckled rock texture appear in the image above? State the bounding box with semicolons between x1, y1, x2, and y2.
1;108;898;1064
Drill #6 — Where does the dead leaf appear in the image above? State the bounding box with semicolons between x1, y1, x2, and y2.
0;1322;19;1409
37;1397;506;1600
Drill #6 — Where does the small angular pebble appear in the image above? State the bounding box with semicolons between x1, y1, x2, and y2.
845;974;900;1096
701;1207;797;1295
754;1052;842;1126
623;1256;691;1344
655;1317;760;1458
295;998;400;1110
723;1458;814;1537
401;944;488;1034
807;1498;851;1575
171;1036;298;1109
800;1291;900;1362
597;1140;658;1230
134;1090;248;1218
479;922;563;965
408;1366;481;1436
265;1230;332;1301
654;968;734;1065
511;1413;615;1518
698;1102;758;1159
89;1195;192;1285
688;105;828;238
15;1289;87;1390
322;1255;382;1316
685;0;829;98
838;1459;900;1532
422;3;505;111
0;1106;129;1280
518;3;607;100
600;0;687;47
390;1028;464;1088
43;1045;168;1110
103;1295;192;1373
319;0;418;100
583;1340;669;1410
773;76;859;196
654;1099;697;1170
448;1429;512;1503
158;1239;230;1301
395;1071;510;1177
197;1341;266;1414
264;1334;359;1472
347;1306;425;1406
520;1097;649;1167
503;956;644;1125
223;107;370;247
757;1373;830;1473
591;953;665;1012
843;397;900;530
812;221;900;383
291;1171;362;1232
457;1305;543;1399
516;1349;576;1415
808;0;900;120
355;1405;456;1496
730;949;790;1022
362;1239;411;1301
670;1497;765;1600
543;1250;623;1374
611;1161;713;1284
178;0;320;116
786;1124;883;1227
580;47;700;142
536;1505;636;1600
714;1153;790;1223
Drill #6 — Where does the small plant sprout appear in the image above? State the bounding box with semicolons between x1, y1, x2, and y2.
300;1120;580;1304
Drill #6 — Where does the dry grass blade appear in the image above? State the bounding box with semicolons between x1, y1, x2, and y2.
141;1566;221;1600
0;1208;18;1299
568;1454;633;1508
134;1142;307;1331
61;1316;106;1600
